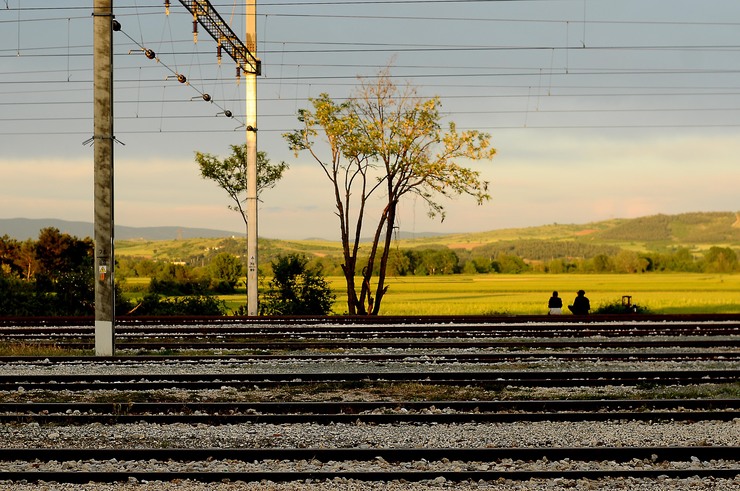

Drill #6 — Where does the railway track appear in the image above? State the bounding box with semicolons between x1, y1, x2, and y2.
1;398;738;425
3;317;737;353
1;323;738;339
4;350;738;363
2;313;739;327
1;316;738;487
15;339;740;351
0;447;737;483
2;318;738;341
3;368;738;391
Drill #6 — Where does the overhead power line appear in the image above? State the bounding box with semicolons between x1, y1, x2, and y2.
3;2;740;136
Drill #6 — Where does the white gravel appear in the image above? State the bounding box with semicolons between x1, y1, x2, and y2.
2;419;738;449
0;328;737;490
1;477;739;491
2;355;736;376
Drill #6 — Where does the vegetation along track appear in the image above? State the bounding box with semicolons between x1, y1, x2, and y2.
0;316;738;486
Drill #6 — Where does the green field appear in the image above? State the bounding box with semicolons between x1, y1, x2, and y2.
124;273;740;316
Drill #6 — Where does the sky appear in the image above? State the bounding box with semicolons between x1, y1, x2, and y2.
1;0;739;241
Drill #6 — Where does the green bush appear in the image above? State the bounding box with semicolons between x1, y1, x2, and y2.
259;254;335;315
0;275;45;316
148;263;210;296
127;293;226;316
209;253;243;293
593;299;651;315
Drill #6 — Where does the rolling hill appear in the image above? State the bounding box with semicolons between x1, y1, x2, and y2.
2;212;738;262
0;218;241;241
398;212;740;252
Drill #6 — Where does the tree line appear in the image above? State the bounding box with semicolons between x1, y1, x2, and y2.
1;228;96;316
379;244;738;275
117;239;739;280
1;228;737;317
0;228;334;317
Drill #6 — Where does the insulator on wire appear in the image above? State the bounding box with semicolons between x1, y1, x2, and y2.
112;20;121;31
217;45;222;65
193;20;198;43
145;49;156;60
236;66;241;79
202;93;212;102
223;110;233;118
164;0;170;16
177;74;187;84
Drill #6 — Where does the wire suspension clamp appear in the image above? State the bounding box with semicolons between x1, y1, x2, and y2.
83;135;125;146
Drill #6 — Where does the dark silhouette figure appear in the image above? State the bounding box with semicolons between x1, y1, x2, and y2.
568;290;590;315
548;291;563;315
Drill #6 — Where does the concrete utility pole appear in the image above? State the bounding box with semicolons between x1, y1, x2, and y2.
177;0;260;315
245;1;258;316
93;0;115;355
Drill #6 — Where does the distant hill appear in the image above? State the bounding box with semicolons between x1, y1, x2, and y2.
2;212;738;255
398;211;740;252
590;212;740;244
0;218;241;241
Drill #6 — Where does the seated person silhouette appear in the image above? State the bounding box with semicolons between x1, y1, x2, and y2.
548;291;562;315
568;290;590;315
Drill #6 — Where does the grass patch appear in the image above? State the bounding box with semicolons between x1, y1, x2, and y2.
639;383;740;400
2;382;736;404
0;342;91;357
366;383;497;401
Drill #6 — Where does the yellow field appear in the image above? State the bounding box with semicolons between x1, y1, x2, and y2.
201;273;740;316
349;274;740;315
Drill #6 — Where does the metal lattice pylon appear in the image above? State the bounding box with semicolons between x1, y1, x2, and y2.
178;0;260;75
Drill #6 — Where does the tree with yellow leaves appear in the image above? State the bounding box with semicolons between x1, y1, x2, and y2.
285;69;496;315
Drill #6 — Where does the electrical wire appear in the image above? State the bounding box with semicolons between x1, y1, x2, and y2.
2;1;740;134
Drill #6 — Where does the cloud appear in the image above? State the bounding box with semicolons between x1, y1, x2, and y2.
1;130;737;240
0;158;93;221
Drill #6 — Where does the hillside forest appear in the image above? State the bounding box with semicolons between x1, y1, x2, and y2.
117;212;740;277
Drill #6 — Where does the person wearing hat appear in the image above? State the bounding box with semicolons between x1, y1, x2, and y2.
568;290;590;315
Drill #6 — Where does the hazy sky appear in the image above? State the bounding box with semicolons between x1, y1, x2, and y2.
1;1;739;240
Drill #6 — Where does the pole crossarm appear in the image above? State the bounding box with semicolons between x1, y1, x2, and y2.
177;0;260;75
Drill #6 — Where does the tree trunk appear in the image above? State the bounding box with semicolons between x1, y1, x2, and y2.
371;200;397;315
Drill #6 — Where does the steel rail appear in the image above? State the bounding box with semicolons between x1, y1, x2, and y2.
2;398;737;414
2;350;738;364
2;324;737;338
5;447;735;461
4;398;737;414
0;447;737;483
1;469;738;483
1;313;739;327
1;405;737;425
3;369;737;391
36;339;740;350
4;411;737;425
